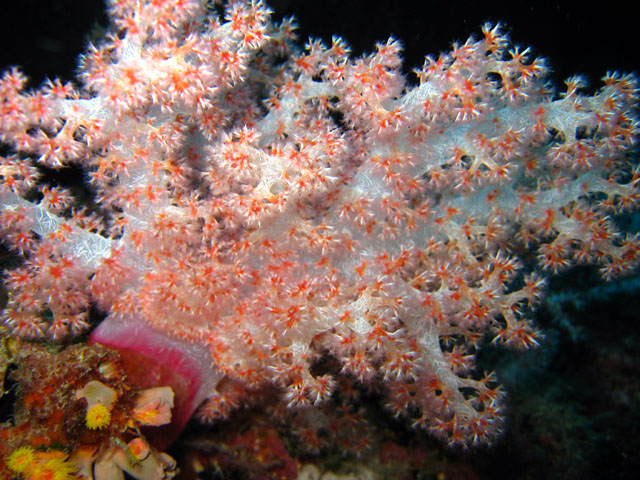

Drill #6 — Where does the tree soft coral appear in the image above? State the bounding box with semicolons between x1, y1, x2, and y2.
1;0;638;448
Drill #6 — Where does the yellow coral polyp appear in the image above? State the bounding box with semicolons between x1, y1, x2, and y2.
31;458;77;480
6;446;36;474
6;448;77;480
85;403;111;430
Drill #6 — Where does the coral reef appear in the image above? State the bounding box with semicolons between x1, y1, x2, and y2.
0;1;638;478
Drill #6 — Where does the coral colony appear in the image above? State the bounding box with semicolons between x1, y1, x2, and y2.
1;0;638;460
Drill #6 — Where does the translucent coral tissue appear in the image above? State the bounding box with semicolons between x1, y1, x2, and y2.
1;0;638;448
